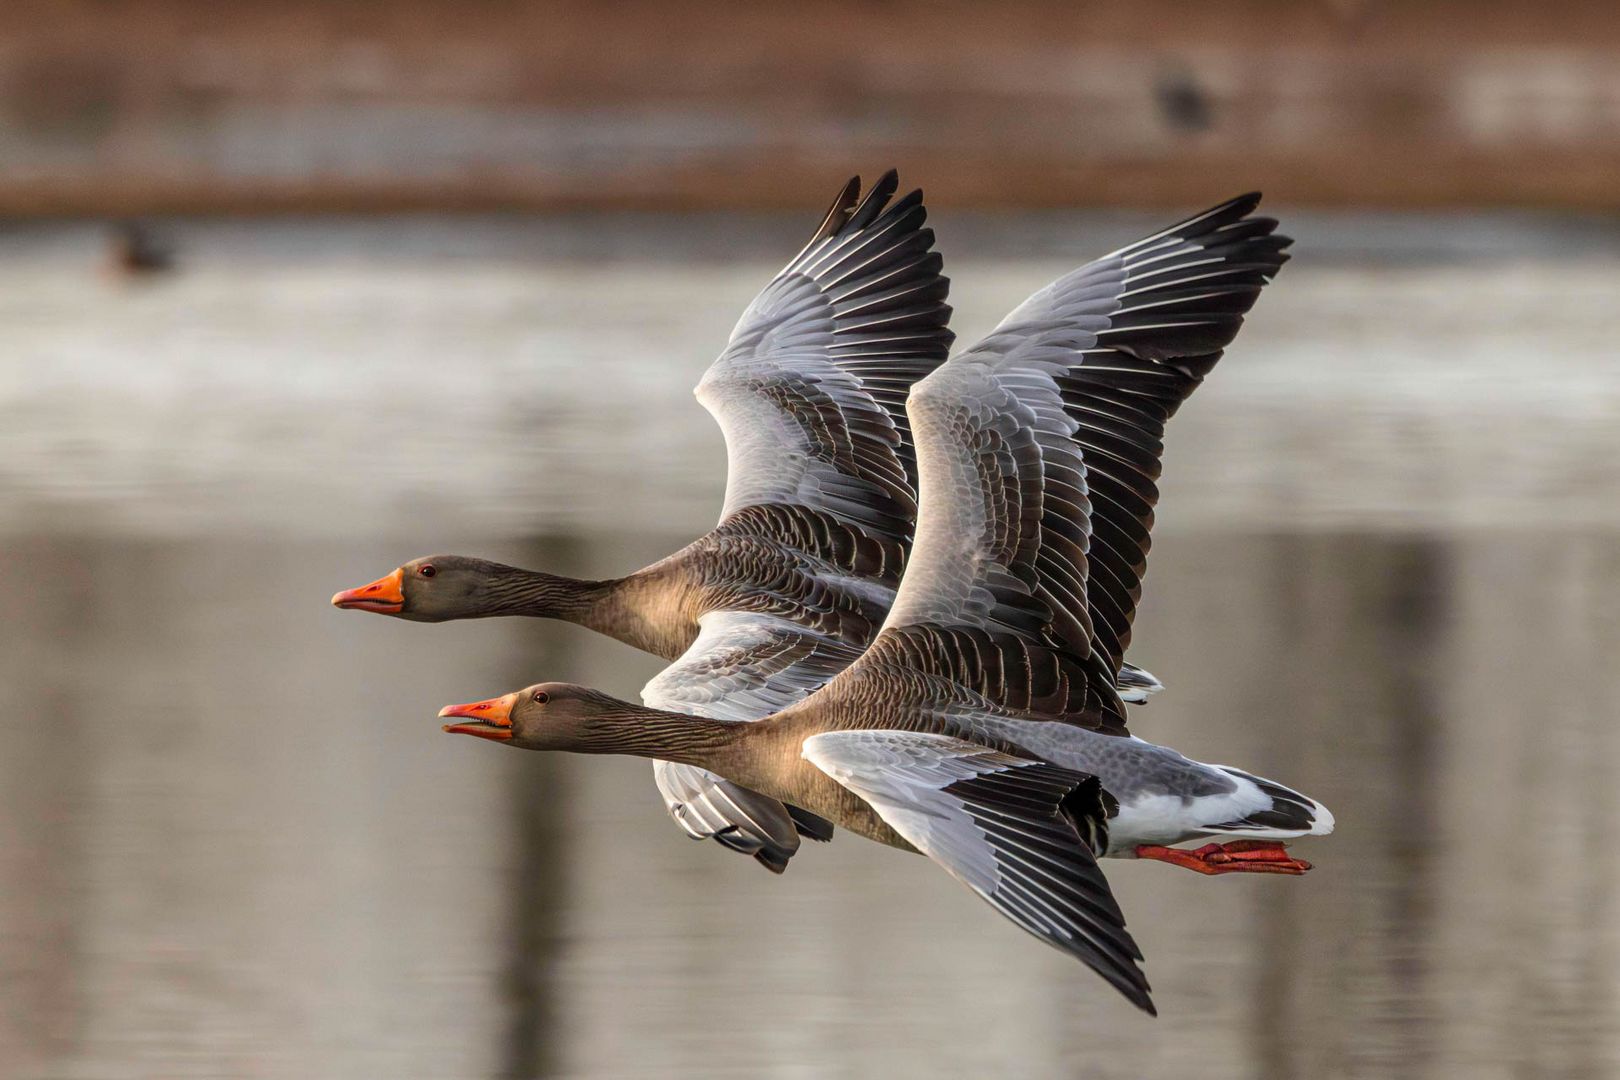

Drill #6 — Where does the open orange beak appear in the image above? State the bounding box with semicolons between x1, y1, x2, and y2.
331;568;405;614
439;692;518;741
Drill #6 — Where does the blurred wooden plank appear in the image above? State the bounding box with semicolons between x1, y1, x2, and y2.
2;0;1619;212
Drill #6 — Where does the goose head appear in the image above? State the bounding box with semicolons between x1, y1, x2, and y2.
331;555;515;622
439;682;629;751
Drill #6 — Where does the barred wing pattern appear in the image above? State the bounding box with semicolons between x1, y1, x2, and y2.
645;172;954;870
646;612;866;724
645;611;861;869
992;194;1290;673
802;730;1153;1013
699;168;953;546
787;195;1289;1010
872;193;1290;734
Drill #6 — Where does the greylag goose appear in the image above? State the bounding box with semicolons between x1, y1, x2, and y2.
437;193;1330;1014
332;171;1160;873
338;171;952;873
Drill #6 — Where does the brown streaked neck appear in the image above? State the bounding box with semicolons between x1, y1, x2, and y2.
482;566;614;621
575;564;699;661
488;567;691;659
536;693;754;773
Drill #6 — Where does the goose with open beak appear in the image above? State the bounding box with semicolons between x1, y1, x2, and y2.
439;693;518;741
432;193;1329;1015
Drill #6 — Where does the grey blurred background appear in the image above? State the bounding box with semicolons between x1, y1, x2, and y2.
3;3;1619;1078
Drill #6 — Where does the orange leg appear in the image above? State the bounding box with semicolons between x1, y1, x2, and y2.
1135;839;1312;876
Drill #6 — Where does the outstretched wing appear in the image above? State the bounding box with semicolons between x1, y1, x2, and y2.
698;169;954;549
802;730;1153;1014
844;194;1289;735
644;173;955;870
991;194;1290;676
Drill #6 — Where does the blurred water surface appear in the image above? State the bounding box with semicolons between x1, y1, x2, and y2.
2;214;1619;1079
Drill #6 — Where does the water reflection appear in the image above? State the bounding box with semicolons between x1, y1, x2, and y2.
3;526;1618;1077
4;215;1619;1076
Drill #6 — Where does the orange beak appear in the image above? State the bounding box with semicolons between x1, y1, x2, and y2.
438;692;519;741
331;568;405;614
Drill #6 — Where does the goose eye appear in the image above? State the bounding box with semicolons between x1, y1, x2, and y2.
419;565;436;578
532;691;549;705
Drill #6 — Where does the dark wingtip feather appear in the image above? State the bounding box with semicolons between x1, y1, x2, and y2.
725;168;952;545
787;805;836;843
864;168;900;213
936;759;1153;1010
1207;191;1263;221
844;169;902;232
752;849;790;875
803;175;862;252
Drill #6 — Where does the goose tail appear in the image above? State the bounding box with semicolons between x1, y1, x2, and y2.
1205;767;1335;838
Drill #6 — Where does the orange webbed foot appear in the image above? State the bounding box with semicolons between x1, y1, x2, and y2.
1135;840;1312;875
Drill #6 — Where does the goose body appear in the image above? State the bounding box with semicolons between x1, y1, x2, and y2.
439;191;1335;1013
666;670;1331;860
335;172;1158;871
803;716;1334;857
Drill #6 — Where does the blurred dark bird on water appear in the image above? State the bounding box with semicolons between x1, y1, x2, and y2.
1155;70;1214;133
107;220;174;277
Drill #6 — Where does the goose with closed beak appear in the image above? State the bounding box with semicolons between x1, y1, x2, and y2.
334;171;1159;872
438;193;1331;1014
